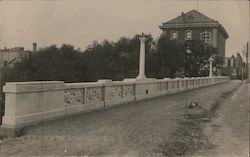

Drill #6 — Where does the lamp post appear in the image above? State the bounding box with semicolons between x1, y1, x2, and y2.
209;57;214;77
136;33;148;80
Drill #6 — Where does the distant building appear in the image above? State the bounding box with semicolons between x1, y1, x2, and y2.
159;9;229;58
0;47;30;69
0;47;30;108
224;53;246;79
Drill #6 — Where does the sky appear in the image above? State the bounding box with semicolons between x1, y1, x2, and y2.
0;0;249;57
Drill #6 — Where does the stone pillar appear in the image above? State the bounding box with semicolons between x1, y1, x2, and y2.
1;81;65;137
209;57;214;77
137;33;147;80
97;79;112;107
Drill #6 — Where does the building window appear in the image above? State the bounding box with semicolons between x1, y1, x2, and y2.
185;30;192;40
200;31;212;44
170;31;178;40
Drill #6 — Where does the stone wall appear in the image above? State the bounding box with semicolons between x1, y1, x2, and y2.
1;76;229;131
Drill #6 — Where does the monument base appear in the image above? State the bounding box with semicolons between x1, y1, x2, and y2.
124;77;157;82
123;78;137;82
135;77;157;82
136;75;147;80
0;125;22;138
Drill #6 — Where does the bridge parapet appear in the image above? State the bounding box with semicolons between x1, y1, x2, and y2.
0;76;230;136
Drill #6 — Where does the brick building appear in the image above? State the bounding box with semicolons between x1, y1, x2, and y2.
159;9;229;58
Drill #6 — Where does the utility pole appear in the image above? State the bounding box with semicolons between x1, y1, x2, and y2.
246;42;249;81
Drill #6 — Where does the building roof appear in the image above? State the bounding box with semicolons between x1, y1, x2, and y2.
159;9;229;39
166;9;215;24
0;47;25;52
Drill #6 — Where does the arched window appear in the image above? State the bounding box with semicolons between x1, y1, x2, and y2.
170;30;178;40
200;31;212;44
185;30;192;40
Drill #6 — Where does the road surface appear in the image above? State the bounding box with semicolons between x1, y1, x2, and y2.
194;82;249;157
0;81;248;157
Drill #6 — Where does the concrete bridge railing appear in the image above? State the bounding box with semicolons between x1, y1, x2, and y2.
0;76;229;136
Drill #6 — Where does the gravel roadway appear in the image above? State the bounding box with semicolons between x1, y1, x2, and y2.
0;81;244;157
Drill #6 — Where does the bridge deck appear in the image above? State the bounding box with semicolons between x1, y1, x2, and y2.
0;81;244;156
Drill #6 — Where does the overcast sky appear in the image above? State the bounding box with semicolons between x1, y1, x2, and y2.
0;0;249;57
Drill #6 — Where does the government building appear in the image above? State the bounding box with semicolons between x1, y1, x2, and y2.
159;9;229;58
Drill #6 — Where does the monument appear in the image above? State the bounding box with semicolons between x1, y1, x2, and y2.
209;57;214;77
136;33;148;80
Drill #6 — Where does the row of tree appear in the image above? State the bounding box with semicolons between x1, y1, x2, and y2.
0;35;223;121
1;35;223;84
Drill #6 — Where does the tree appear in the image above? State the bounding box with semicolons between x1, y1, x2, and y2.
187;40;223;77
2;44;88;83
156;37;223;78
2;34;224;84
156;36;186;78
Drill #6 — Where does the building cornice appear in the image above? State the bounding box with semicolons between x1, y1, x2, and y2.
159;22;229;39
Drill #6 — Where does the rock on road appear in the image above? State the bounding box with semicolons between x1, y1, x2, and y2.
0;81;248;157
